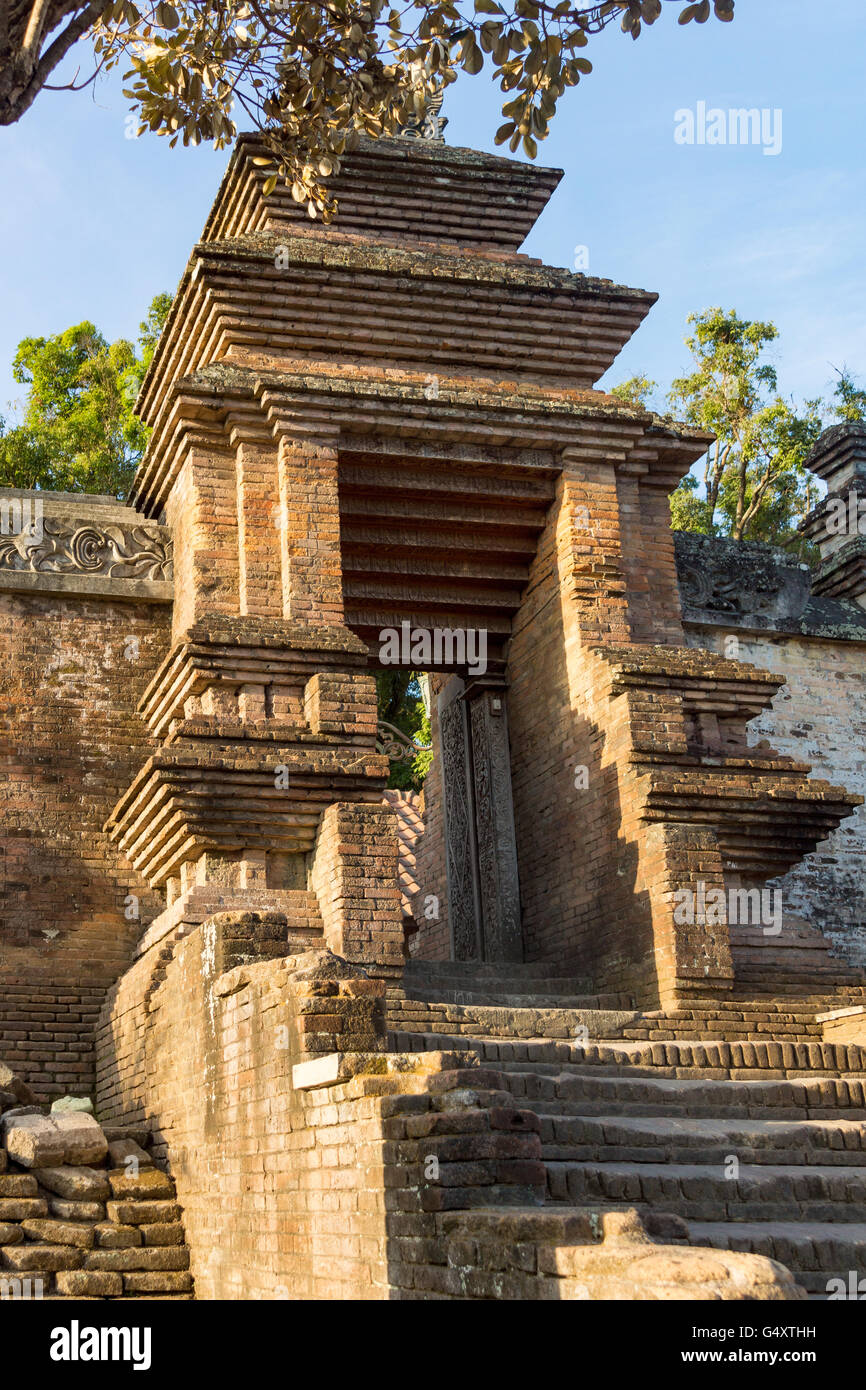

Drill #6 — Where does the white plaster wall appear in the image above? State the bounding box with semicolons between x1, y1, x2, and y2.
686;626;866;967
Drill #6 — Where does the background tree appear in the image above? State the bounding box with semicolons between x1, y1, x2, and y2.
377;668;432;791
666;308;824;543
831;367;866;423
0;1;734;216
613;317;865;547
609;373;658;410
0;292;171;497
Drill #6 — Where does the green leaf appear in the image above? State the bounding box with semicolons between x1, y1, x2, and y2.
155;2;178;27
461;41;484;75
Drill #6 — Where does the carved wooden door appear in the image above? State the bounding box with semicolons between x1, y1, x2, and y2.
439;679;522;962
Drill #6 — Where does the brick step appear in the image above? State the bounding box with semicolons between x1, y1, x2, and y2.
536;1113;866;1166
386;1001;637;1040
395;990;630;1011
544;1160;866;1220
685;1220;866;1277
390;994;862;1045
733;971;866;994
402;961;593;984
399;1004;829;1036
401;976;601;996
618;1025;823;1041
647;1001;834;1016
499;1070;866;1119
388;1029;866;1077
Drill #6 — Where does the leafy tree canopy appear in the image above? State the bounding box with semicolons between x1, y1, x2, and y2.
609;374;658;410
831;366;866;424
614;312;865;547
1;1;733;216
666;307;824;544
0;292;172;497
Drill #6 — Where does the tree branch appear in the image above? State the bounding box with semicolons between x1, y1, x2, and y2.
0;0;108;124
20;0;52;65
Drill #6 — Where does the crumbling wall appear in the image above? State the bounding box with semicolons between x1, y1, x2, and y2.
0;1063;192;1300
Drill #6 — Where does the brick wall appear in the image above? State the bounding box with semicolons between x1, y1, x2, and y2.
94;913;546;1298
505;462;655;989
0;591;170;1096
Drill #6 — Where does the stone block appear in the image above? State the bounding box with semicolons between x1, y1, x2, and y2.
50;1096;94;1115
3;1114;107;1169
93;1223;142;1249
107;1167;174;1201
55;1270;122;1298
34;1167;110;1202
2;1244;84;1272
105;1199;181;1226
106;1139;153;1171
22;1219;95;1249
123;1271;193;1293
48;1198;105;1222
140;1223;185;1247
84;1246;189;1272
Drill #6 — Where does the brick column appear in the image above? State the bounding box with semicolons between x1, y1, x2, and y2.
234;437;282;619
166;442;239;640
277;436;344;624
108;402;403;977
555;447;632;645
310;803;404;975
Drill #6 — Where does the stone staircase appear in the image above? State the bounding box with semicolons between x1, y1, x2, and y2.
389;961;866;1299
389;959;634;1041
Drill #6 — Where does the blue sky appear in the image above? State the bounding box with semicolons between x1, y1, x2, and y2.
0;0;863;419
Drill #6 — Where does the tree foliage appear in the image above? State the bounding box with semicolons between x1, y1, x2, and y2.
613;315;865;547
1;1;734;216
666;308;824;544
377;668;432;791
831;367;866;424
609;373;657;410
0;292;171;497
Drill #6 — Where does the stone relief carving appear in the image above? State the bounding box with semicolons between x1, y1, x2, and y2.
674;533;807;621
677;560;744;613
0;519;172;582
469;693;523;963
375;719;432;764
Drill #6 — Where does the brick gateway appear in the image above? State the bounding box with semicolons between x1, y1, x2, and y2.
2;122;866;1301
